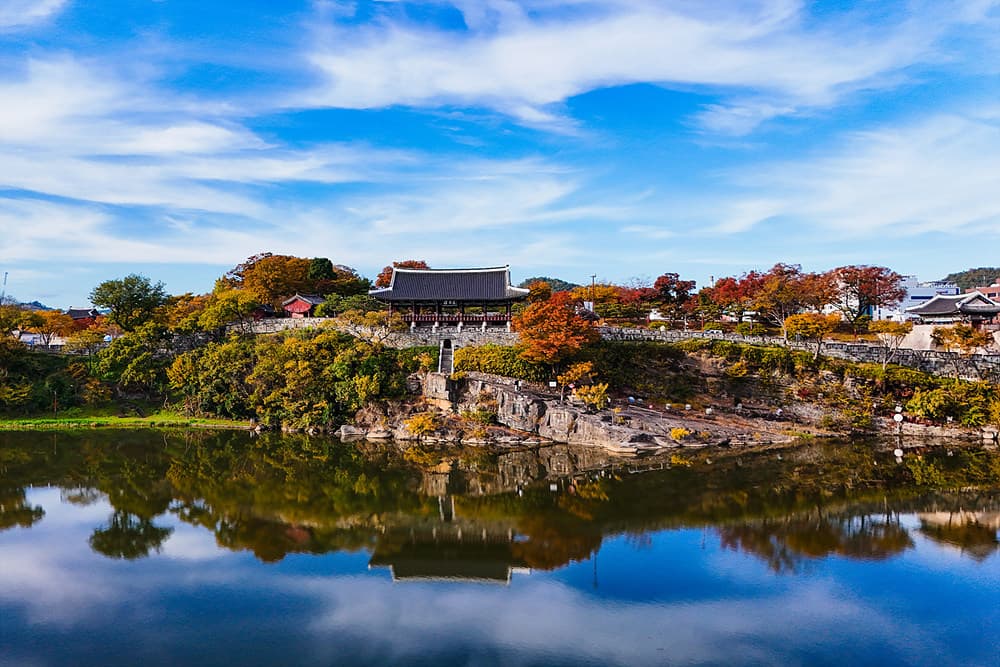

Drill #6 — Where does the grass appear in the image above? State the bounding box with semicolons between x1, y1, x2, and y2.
0;405;251;431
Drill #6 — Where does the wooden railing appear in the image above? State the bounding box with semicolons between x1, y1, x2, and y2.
403;314;510;323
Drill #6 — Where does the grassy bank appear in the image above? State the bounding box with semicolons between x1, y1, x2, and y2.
0;406;251;431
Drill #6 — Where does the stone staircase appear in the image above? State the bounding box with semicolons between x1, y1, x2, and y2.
438;341;454;374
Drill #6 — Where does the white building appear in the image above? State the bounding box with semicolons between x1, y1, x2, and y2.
878;276;960;321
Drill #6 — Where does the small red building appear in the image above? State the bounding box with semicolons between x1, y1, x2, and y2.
281;294;324;318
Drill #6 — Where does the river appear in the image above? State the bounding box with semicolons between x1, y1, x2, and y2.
1;430;998;666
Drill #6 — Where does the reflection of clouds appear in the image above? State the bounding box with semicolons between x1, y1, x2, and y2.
296;574;924;666
27;487;108;527
158;522;228;561
0;542;120;625
1;491;995;666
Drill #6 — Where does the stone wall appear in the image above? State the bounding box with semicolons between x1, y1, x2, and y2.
601;327;1000;381
243;317;518;348
241;318;999;381
383;327;519;349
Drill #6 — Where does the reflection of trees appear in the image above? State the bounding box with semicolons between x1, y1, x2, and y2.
3;429;1000;570
919;514;1000;562
0;487;44;531
511;516;602;570
719;513;914;573
89;510;173;559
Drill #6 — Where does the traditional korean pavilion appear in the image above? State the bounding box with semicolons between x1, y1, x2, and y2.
369;266;529;326
904;291;1000;325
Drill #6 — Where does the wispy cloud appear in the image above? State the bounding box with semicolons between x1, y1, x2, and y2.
0;0;67;31
718;109;1000;235
301;0;1000;133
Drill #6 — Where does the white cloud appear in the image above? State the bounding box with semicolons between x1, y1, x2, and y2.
301;0;1000;133
0;0;66;31
719;111;1000;235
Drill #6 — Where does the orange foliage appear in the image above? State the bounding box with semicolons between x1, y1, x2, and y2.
374;260;430;288
513;292;599;366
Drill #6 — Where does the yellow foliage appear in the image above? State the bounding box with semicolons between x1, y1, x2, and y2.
670;453;693;467
670;427;691;441
404;411;440;436
574;382;609;410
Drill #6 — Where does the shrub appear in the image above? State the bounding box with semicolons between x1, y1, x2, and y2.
404;412;440;437
574;383;609;411
735;322;767;336
453;344;548;381
670;427;691;441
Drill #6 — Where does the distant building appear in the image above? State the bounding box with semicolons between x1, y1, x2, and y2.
370;266;529;327
878;276;960;321
66;307;100;328
965;280;1000;301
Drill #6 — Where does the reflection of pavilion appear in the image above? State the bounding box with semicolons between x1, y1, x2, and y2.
368;510;530;585
917;511;1000;561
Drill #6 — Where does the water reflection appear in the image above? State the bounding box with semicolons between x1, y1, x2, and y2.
1;431;999;573
1;431;999;666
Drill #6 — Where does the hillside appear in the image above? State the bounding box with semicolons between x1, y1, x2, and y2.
942;267;1000;290
518;276;579;292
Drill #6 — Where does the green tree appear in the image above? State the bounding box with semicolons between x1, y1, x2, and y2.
0;304;43;337
93;323;170;396
198;288;260;335
89;274;167;332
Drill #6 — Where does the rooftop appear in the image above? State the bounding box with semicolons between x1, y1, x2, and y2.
370;266;529;303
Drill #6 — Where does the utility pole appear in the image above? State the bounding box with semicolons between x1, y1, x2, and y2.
0;271;7;304
590;274;596;304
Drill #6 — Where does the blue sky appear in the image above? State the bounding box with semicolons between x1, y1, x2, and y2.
1;0;999;307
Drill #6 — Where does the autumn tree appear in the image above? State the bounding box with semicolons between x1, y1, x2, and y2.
513;292;599;369
89;274;167;332
0;304;43;337
650;272;696;323
375;260;430;288
753;264;834;341
869;320;914;369
236;255;312;306
556;361;595;401
831;266;906;329
785;312;841;360
932;323;995;380
709;272;762;324
30;310;76;345
159;293;211;334
526;280;553;303
198;289;261;335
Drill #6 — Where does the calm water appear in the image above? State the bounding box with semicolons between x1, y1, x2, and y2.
1;430;998;667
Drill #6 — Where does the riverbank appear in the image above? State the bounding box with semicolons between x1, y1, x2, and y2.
343;371;998;454
0;406;252;431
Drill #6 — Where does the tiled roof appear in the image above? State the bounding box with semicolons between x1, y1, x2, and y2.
370;267;529;302
905;292;1000;316
281;293;325;306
